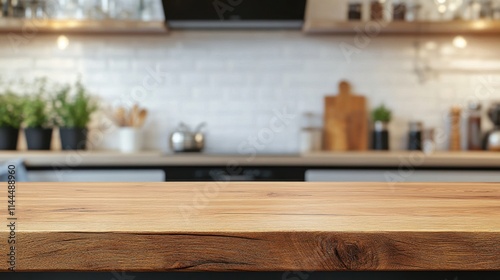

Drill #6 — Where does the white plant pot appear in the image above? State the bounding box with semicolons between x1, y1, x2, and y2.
119;128;142;153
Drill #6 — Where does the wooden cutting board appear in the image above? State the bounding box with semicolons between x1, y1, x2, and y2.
324;81;368;151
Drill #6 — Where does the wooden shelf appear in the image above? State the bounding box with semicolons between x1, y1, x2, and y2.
303;20;500;35
0;18;167;35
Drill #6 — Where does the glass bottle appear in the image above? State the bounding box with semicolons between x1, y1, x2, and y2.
449;106;462;151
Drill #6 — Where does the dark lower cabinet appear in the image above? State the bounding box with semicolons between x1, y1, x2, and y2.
164;167;306;181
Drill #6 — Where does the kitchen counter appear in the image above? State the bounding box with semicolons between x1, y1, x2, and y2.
2;182;499;271
1;150;500;168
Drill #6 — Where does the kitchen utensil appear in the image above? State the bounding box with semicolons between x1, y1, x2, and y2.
449;106;462;151
115;107;126;127
136;109;148;128
323;81;368;151
169;122;206;153
130;104;139;127
113;105;148;128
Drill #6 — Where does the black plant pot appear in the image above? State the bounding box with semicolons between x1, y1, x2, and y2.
372;121;389;150
25;128;53;150
60;127;88;150
0;127;20;150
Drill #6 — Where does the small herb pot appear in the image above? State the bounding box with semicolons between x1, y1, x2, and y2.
25;128;53;150
0;127;20;150
60;127;88;150
372;121;389;150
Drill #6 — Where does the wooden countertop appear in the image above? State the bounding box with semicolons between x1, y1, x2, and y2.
1;151;500;167
2;182;500;271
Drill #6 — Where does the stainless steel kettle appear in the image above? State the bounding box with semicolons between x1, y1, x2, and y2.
169;123;206;153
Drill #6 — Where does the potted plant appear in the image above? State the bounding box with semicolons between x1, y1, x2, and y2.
23;78;54;150
371;104;392;150
53;80;98;150
0;89;24;150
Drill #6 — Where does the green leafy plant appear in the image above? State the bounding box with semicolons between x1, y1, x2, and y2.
23;78;54;128
53;80;98;128
372;104;392;123
0;91;24;129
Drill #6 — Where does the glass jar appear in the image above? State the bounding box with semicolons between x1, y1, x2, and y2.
408;121;423;151
348;1;363;20
422;128;435;154
299;112;322;153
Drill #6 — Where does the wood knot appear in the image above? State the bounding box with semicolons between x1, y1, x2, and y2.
319;237;378;270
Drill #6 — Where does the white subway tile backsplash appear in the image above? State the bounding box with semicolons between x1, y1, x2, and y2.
195;60;227;71
247;74;286;87
209;72;249;87
77;59;107;71
0;58;33;69
35;58;76;69
2;31;500;153
103;46;136;57
107;59;131;71
136;48;170;58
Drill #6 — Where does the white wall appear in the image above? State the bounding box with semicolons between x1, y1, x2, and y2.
1;31;499;153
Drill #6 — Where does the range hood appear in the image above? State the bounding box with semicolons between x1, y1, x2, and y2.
162;0;307;29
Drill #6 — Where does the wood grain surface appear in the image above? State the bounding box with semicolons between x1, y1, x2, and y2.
1;182;500;272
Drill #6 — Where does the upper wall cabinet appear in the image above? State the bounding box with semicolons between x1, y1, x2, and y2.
304;0;500;35
0;0;167;35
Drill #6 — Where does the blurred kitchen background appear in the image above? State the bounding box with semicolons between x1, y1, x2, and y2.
0;0;498;154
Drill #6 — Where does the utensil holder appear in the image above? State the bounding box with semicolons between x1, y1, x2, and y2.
119;127;142;153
